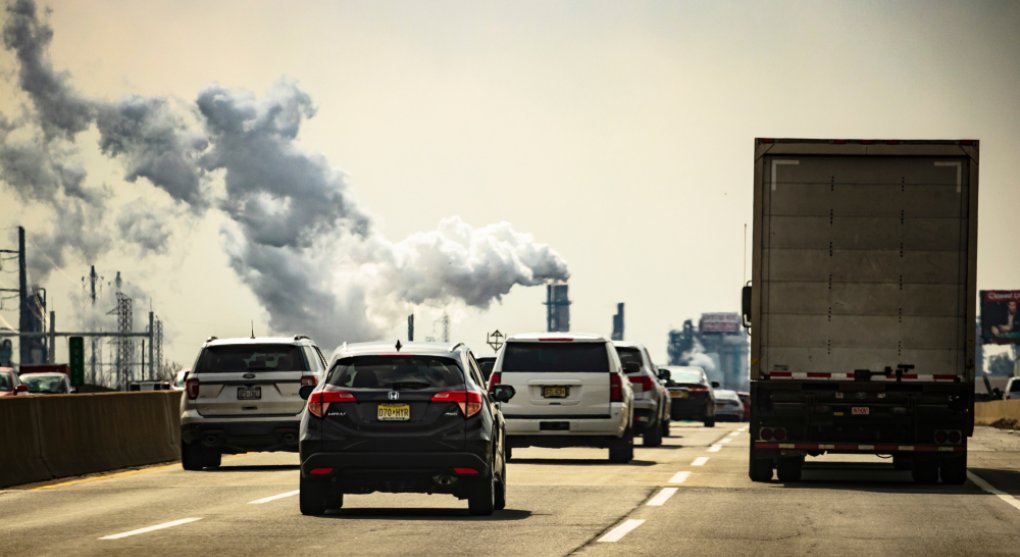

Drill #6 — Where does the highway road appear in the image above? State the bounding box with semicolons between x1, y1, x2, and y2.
4;423;1020;556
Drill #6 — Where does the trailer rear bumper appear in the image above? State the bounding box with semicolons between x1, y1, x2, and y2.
753;441;964;453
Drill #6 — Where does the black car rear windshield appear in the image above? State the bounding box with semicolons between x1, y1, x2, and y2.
193;345;309;373
501;342;610;372
666;369;704;384
328;356;465;390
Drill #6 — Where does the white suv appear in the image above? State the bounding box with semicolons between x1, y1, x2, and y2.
488;333;635;463
179;336;327;470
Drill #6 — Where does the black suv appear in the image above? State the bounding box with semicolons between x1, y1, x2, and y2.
298;342;515;516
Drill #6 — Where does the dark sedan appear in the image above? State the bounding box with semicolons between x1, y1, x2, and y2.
659;366;718;427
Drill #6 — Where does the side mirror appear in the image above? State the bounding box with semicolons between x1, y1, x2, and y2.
299;385;314;400
710;381;720;389
622;361;641;374
741;284;752;328
657;369;670;381
492;384;516;404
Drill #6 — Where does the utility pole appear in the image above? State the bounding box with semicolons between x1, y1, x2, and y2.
18;226;28;365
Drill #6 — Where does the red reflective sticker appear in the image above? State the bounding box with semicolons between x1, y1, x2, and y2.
851;407;870;416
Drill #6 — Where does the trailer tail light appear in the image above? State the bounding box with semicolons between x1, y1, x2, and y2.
773;428;787;441
935;429;962;445
186;377;200;400
610;373;624;403
760;427;774;441
759;427;786;441
947;430;962;444
487;372;502;394
629;375;654;392
432;390;483;418
300;375;318;387
307;388;357;418
934;430;948;444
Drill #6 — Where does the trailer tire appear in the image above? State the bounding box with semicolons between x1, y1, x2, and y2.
776;456;803;482
940;454;967;485
749;446;773;482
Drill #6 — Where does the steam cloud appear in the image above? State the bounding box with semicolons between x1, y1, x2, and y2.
0;0;570;347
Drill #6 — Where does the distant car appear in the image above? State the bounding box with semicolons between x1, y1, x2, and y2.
614;341;671;446
659;366;717;427
491;333;636;463
476;357;496;381
713;389;744;421
1004;377;1020;400
298;341;513;516
737;391;751;421
0;367;29;397
19;372;72;394
180;335;328;470
171;369;190;391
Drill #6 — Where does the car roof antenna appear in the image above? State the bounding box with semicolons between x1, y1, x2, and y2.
250;321;255;339
395;339;402;352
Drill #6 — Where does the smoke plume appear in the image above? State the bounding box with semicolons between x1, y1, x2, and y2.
0;0;570;348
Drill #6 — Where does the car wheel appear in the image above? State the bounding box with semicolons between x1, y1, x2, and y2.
204;449;222;469
940;454;967;485
468;474;496;516
299;476;327;516
642;420;663;447
181;441;204;471
776;456;803;482
703;417;716;428
505;444;512;462
609;428;635;463
494;459;507;511
661;418;671;438
324;485;344;511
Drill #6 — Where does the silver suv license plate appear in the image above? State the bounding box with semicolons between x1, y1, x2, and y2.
237;386;262;400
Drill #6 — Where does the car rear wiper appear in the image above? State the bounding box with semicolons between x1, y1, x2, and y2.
387;381;432;390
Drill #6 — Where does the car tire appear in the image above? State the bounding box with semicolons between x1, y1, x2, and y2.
609;428;635;463
940;454;967;485
324;486;344;511
468;475;496;516
661;418;671;438
749;446;773;482
299;476;327;516
204;449;222;469
505;444;512;462
181;441;217;471
643;420;663;447
704;417;716;428
494;460;507;511
776;456;803;482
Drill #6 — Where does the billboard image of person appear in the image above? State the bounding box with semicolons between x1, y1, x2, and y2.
981;291;1020;344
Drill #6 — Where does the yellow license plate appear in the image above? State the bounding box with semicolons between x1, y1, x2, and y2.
670;391;688;398
542;386;568;398
377;403;411;421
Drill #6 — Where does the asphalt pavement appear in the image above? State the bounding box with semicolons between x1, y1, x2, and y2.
4;423;1020;556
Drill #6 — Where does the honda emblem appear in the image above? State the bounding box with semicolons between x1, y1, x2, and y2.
388;391;400;401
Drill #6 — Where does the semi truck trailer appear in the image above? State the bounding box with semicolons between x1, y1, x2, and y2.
742;138;978;484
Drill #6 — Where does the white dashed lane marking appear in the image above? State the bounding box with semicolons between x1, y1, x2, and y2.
598;519;645;543
707;444;722;453
646;487;678;507
669;471;691;484
99;518;203;540
692;456;709;467
248;490;300;505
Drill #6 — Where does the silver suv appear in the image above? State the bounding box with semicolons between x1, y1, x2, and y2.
180;336;327;470
613;342;671;447
489;333;635;463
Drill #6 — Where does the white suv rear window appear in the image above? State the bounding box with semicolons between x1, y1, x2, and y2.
501;343;609;372
193;345;309;373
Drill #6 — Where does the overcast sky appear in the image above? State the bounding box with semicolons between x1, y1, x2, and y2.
2;0;1019;369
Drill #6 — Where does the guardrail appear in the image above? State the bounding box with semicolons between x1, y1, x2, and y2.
975;399;1020;428
0;391;181;488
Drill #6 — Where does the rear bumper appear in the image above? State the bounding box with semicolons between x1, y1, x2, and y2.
670;397;711;419
508;435;624;450
181;419;301;452
632;399;659;431
504;406;628;437
300;451;491;495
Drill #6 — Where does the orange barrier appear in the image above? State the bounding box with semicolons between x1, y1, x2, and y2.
0;391;182;488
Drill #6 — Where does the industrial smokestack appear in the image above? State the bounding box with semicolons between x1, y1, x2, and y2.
611;303;624;341
545;281;570;333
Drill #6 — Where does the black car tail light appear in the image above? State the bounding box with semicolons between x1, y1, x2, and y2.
432;390;483;418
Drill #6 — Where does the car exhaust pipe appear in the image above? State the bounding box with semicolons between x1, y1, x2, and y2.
433;474;457;487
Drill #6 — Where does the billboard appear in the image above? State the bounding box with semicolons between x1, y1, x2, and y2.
699;312;741;334
981;290;1020;345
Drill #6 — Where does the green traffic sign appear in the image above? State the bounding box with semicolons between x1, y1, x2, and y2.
68;336;84;387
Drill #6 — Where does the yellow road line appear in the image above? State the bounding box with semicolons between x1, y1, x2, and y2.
30;453;252;491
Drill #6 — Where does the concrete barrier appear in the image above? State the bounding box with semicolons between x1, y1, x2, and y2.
0;391;181;488
975;399;1020;428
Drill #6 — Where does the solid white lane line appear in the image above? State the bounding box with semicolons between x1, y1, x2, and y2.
646;487;678;507
692;456;709;466
669;471;691;484
100;517;202;540
707;444;722;453
968;472;1020;513
248;490;300;505
598;519;645;543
